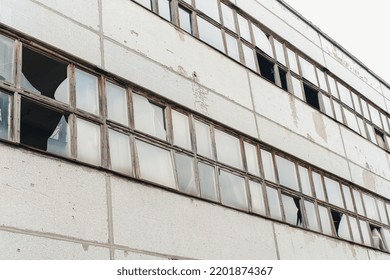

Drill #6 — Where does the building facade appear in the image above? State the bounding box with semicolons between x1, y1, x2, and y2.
1;0;390;259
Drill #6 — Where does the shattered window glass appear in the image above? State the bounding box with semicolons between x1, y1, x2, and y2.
76;118;101;165
108;129;132;175
47;115;71;157
0;91;11;140
172;110;191;150
194;120;213;159
261;149;276;183
266;186;282;220
219;170;248;211
197;16;224;52
282;194;302;227
0;34;14;84
75;69;99;115
215;129;242;169
249;181;266;216
195;0;220;23
106;82;128;126
175;153;197;196
276;156;299;191
331;210;351;240
198;162;218;201
370;226;386;250
252;25;273;58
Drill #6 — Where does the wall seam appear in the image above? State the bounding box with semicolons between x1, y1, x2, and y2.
105;175;115;260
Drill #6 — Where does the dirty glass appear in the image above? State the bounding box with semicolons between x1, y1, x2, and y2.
362;193;379;221
252;25;273;58
47;115;71;157
75;69;99;115
221;3;236;32
351;92;361;115
352;190;365;215
266;186;282;220
172;110;191;150
198;162;217;201
298;166;312;196
291;76;304;100
237;14;251;42
359;220;372;246
133;93;166;140
225;33;240;61
349;216;362;244
368;104;382;128
158;0;172;21
282;194;302;226
324;177;344;208
0;34;14;84
244;142;260;176
316;69;328;91
305;201;320;231
106;82;128;126
312;172;325;201
318;205;333;235
298;56;317;86
343;108;360;134
175;153;197;196
76;118;101;166
242;44;256;71
261;149;276;183
136;140;175;188
341;185;354;212
273;40;286;66
219;170;248;211
377;200;389;224
337;82;353;109
0;91;10;140
195;0;220;23
134;0;151;9
179;6;192;34
194;120;213;159
287;48;299;73
197;16;224;52
108;129;132;175
249;181;266;215
275;156;299;191
215;129;242;169
322;95;334;118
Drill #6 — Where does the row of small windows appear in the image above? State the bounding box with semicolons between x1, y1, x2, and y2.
1;32;390;252
132;0;390;151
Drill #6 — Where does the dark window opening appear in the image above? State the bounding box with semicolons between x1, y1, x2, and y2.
22;47;68;102
370;225;387;251
282;194;302;227
331;210;343;236
303;84;320;110
374;128;387;149
256;53;275;83
279;67;288;91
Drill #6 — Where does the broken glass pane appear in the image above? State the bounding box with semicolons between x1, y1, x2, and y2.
305;201;320;231
362;193;379;221
375;129;386;149
275;156;299;191
282;194;302;226
287;48;299;73
312;171;325;201
0;34;14;84
382;228;390;251
331;210;351;240
298;166;312;196
266;186;282;220
273;40;286;66
225;33;240;61
198;162;217;201
221;3;236;32
76;118;101;165
75;69;99;115
343;108;360;134
136;140;175;188
324;177;344;208
318;205;333;235
219;170;248;211
0;91;11;140
341;185;354;212
237;14;251;42
252;25;273;58
133;93;166;140
244;142;260;176
179;6;192;34
197;16;224;52
377;200;389;225
261;149;276;182
316;69;328;92
359;220;372;246
371;226;386;250
194;120;213;159
368;104;382;128
195;0;220;23
243;44;256;71
172;110;191;150
291;76;304;101
106;82;128;126
158;0;172;21
322;95;334;118
175;153;197;196
352;189;365;215
47;115;71;157
349;216;362;244
337;82;353;109
249;181;266;215
134;0;151;9
108;129;132;175
22;47;69;103
298;56;318;86
214;129;242;169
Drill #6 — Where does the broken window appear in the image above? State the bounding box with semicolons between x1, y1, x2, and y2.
370;225;386;250
75;69;99;115
298;56;318;86
312;171;325;201
273;40;286;66
158;0;172;21
337;82;353;109
318;205;333;235
172;110;191;150
215;129;242;169
0;91;11;140
342;185;354;212
175;152;197;196
359;220;372;246
242;44;256;71
133;93;167;140
249;181;266;216
324;177;344;208
362;193;380;221
343;108;360;134
237;14;251;42
22;47;68;103
221;3;236;32
195;0;220;23
252;25;273;58
219;170;248;211
291;76;304;100
194;120;213;159
257;53;275;83
106;82;129;126
198;162;218;201
134;0;152;9
303;84;320;111
278;68;288;91
331;210;351;240
108;129;132;175
136;140;175;188
304;200;320;231
287;48;299;73
281;194;302;226
197;16;224;52
298;166;312;196
349;216;362;244
367;125;377;145
178;5;193;34
260;149;276;183
316;69;328;92
352;189;365;215
266;186;282;220
0;34;14;83
374;129;387;149
382;228;390;252
275;155;299;191
368;104;382;128
76;118;101;165
322;95;334;118
225;33;240;61
244;142;260;176
20;98;70;157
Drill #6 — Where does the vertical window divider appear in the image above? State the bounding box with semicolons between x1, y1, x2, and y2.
171;0;180;25
170;149;180;191
100;77;109;169
188;114;201;196
127;88;135;130
130;134;139;178
12;92;21;143
165;105;173;144
70;114;77;160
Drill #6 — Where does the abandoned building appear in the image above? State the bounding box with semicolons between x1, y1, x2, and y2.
1;0;390;260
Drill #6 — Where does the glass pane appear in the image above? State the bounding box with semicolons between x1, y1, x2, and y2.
106;82;128;126
316;69;328;91
243;44;256;71
0;91;11;140
198;162;217;201
266;186;282;220
377;200;389;225
244;142;260;176
134;0;151;9
359;220;371;246
219;170;248;211
275;156;299;191
337;82;353;109
175;153;197;196
179;6;192;34
261;149;276;182
383;229;390;251
361;99;370;120
237;14;251;42
344;108;360;134
197;16;224;52
291;76;304;100
0;34;14;83
158;0;171;21
273;40;286;66
305;201;320;231
194;120;213;159
76;118;101;165
342;185;354;212
299;56;318;86
221;3;235;32
348;216;362;244
312;172;325;201
195;0;220;23
287;48;299;73
352;190;365;215
136;140;175;188
75;69;99;115
282;194;302;226
381;113;390;133
322;95;334;118
215;129;242;169
368;104;382;128
333;101;343;123
351;92;361;115
362;193;379;221
298;166;312;196
47;115;71;157
357;118;367;138
324;177;344;208
318;205;332;235
337;213;351;240
133;93;166;140
172;110;191;150
249;181;266;215
367;125;377;144
327;76;339;98
108;129;132;175
252;25;273;58
225;33;240;61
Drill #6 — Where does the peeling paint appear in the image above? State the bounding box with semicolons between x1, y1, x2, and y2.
177;65;188;77
362;169;375;191
312;112;327;142
193;84;209;116
288;95;298;127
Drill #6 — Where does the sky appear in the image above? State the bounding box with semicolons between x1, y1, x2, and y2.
283;0;390;85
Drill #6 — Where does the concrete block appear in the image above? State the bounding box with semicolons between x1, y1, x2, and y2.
367;249;390;260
